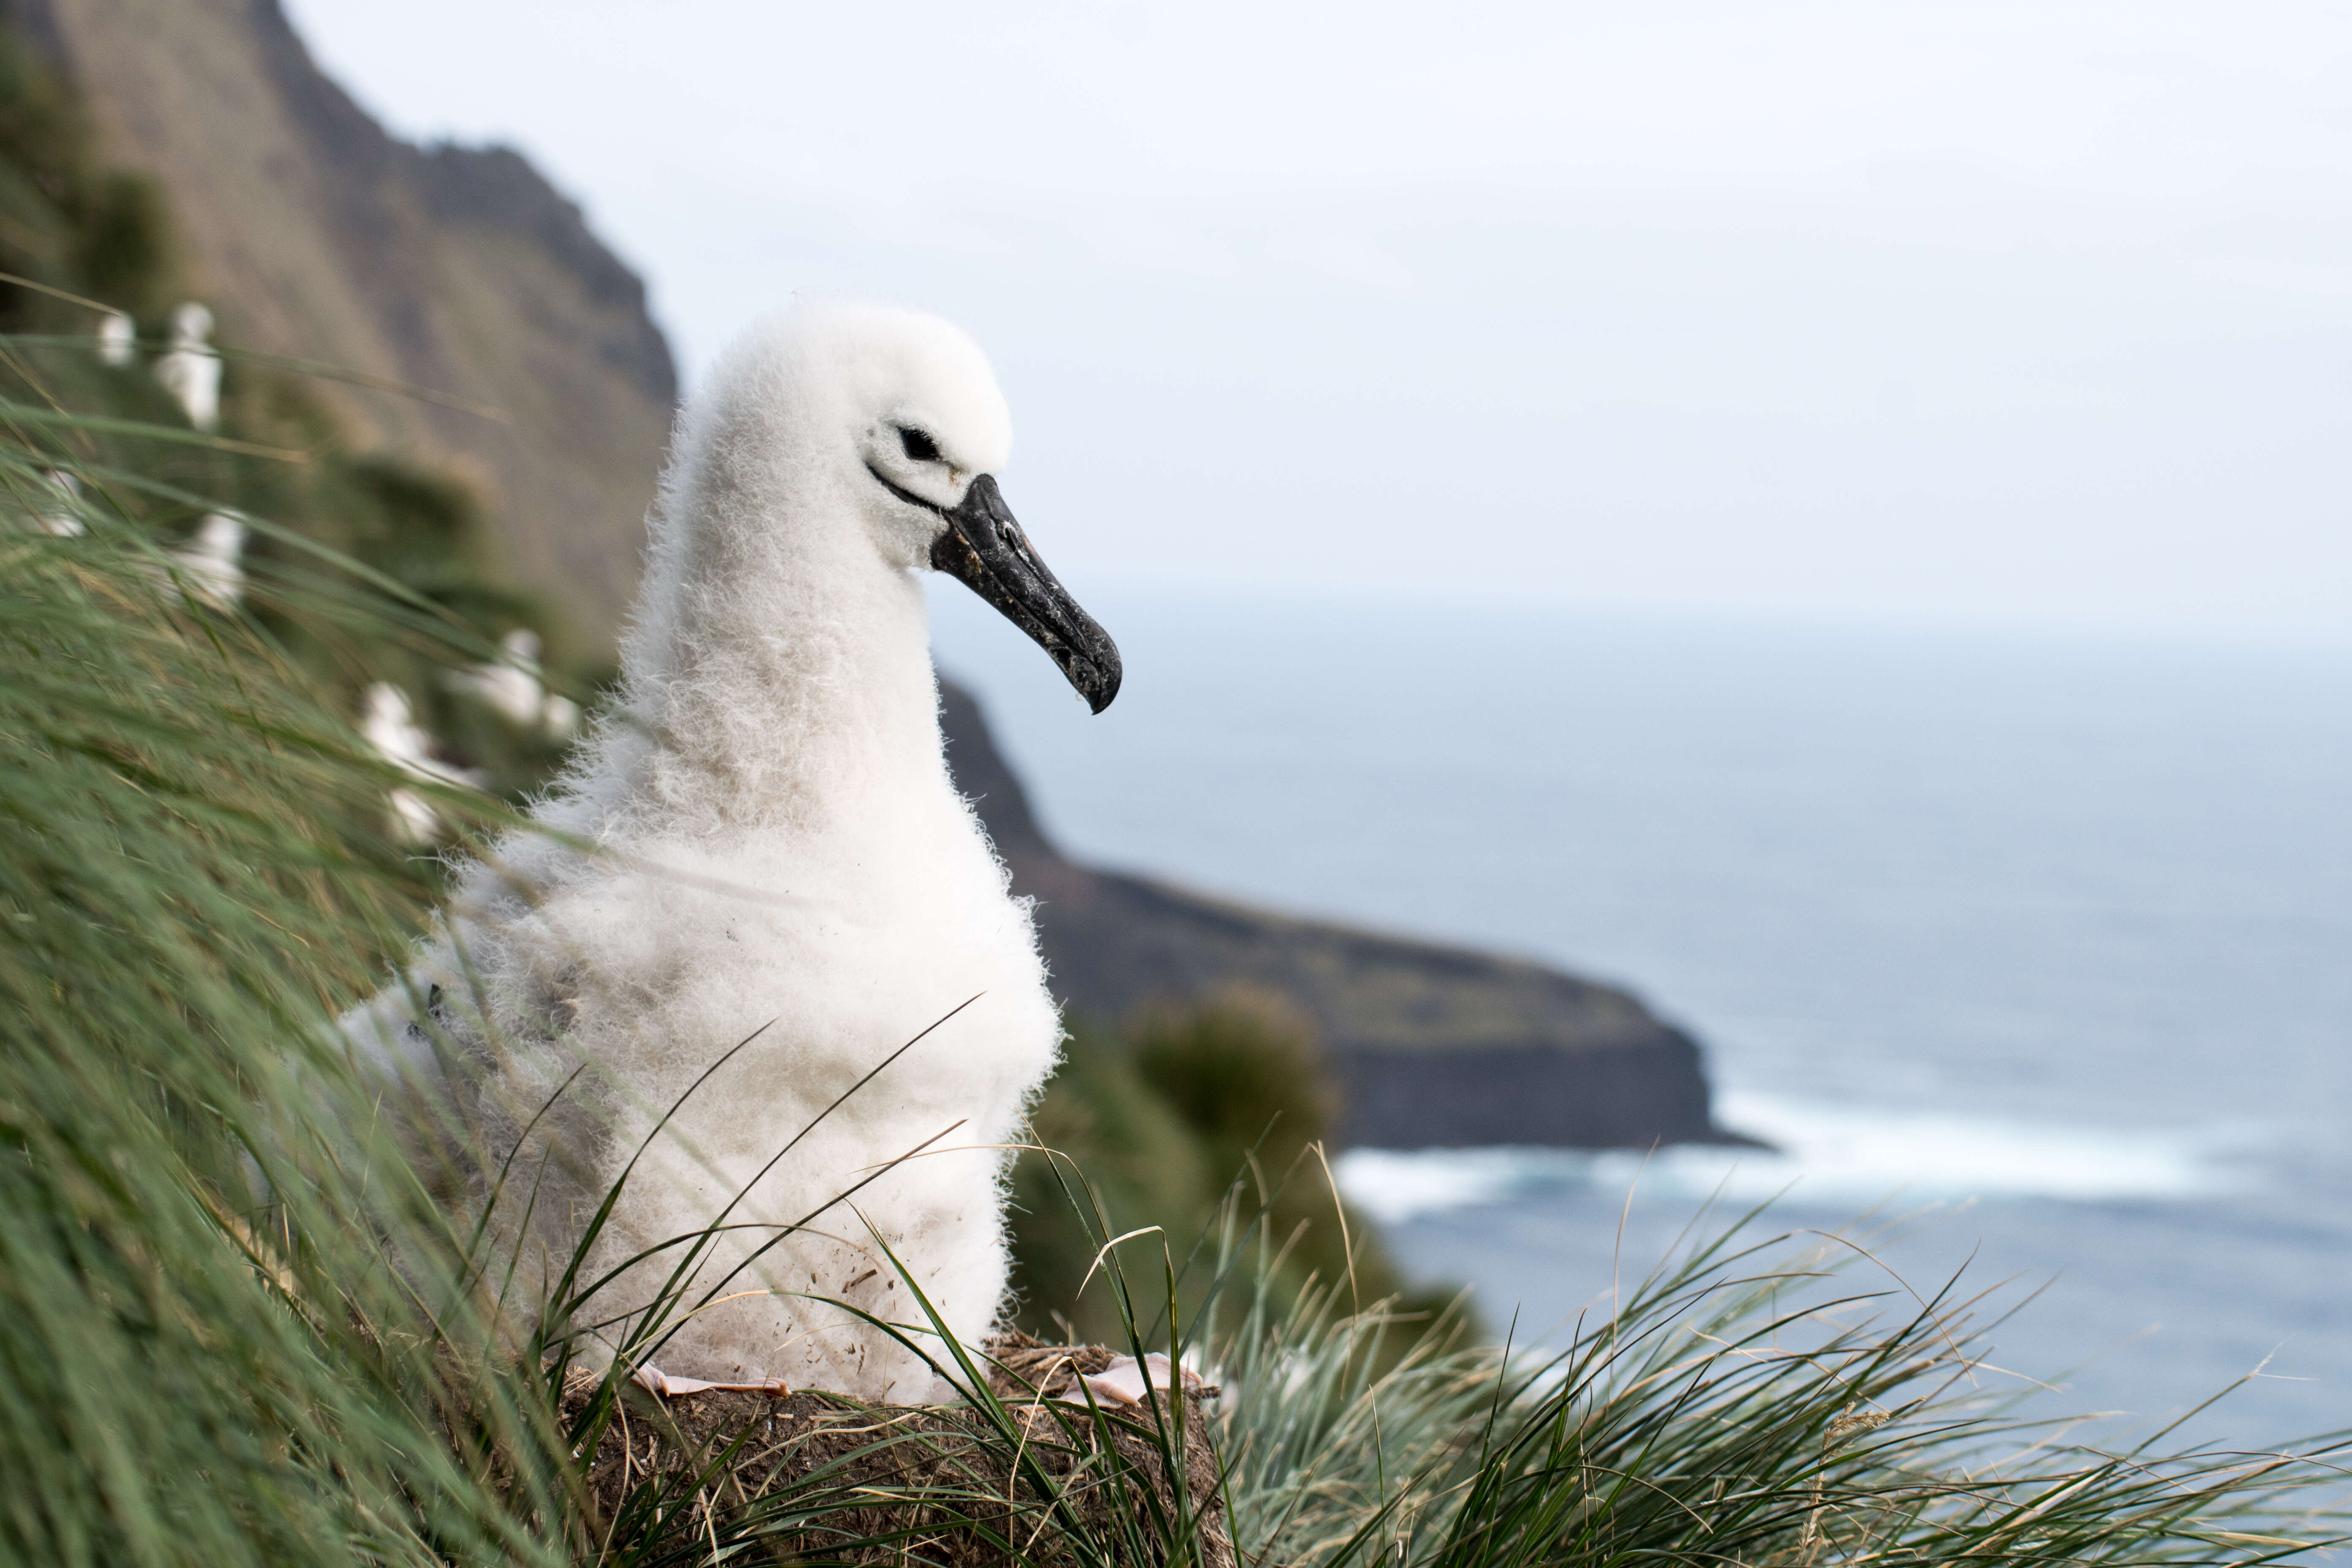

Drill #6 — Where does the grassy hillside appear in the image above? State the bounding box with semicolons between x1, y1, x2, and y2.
7;0;676;654
0;24;597;798
0;56;557;1549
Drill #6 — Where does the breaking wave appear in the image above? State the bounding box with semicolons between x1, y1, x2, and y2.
1331;1091;2253;1225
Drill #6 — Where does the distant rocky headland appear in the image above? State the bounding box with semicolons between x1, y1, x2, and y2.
940;682;1749;1150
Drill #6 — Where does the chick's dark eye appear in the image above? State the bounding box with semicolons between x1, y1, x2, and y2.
898;427;940;463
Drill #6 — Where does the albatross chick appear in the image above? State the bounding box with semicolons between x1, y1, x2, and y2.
348;297;1119;1404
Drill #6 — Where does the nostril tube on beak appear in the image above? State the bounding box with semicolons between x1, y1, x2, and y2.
925;476;1120;713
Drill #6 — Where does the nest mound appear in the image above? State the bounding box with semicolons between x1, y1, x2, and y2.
565;1337;1231;1567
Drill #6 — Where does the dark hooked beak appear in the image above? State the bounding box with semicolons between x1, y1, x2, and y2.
896;470;1122;713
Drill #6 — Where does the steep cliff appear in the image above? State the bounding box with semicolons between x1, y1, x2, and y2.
939;681;1746;1151
3;0;673;651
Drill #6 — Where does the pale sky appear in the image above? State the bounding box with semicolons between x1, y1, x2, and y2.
281;1;2352;639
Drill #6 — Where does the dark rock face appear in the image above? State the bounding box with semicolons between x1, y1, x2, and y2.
408;143;676;407
1334;1035;1720;1150
937;681;1745;1151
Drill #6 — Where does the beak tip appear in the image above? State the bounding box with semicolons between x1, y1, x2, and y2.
1073;652;1121;715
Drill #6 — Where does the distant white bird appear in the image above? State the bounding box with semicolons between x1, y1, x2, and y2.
35;470;84;537
359;681;487;844
346;298;1120;1403
152;302;220;431
445;627;580;739
170;513;246;607
540;691;581;739
96;310;134;368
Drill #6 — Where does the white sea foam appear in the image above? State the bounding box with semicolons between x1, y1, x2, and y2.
1333;1092;2250;1225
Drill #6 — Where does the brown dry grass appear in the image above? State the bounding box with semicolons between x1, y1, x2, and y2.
564;1339;1232;1568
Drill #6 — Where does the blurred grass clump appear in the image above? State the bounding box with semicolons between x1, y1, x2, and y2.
0;466;564;1568
0;32;577;1566
1010;987;1457;1352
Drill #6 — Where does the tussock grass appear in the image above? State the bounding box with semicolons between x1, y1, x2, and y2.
532;1109;2352;1568
0;416;561;1566
1211;1208;2351;1568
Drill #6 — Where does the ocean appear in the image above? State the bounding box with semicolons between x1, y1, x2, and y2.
930;585;2351;1446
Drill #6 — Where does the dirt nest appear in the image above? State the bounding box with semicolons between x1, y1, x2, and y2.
564;1336;1232;1567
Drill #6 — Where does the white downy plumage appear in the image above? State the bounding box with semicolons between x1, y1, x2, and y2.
348;298;1120;1404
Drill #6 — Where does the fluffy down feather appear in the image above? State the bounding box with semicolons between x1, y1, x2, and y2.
348;299;1064;1403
